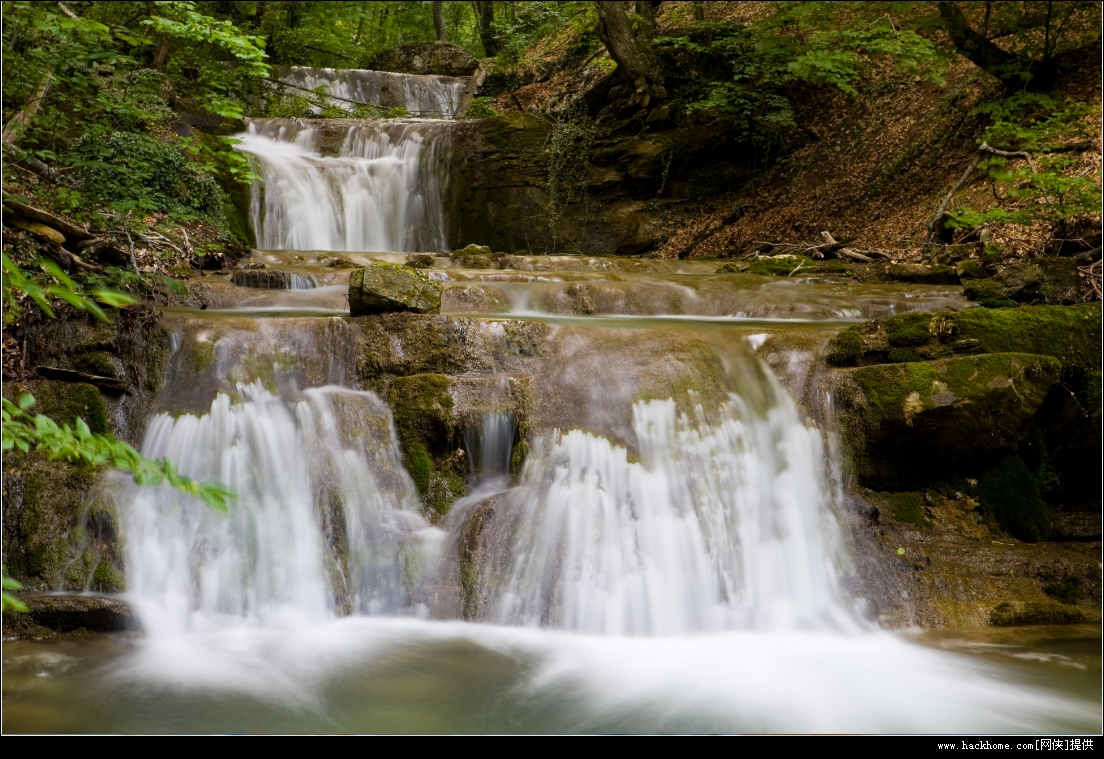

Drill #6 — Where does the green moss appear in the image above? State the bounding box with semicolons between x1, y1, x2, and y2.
878;491;930;528
887;347;923;363
92;561;125;593
989;601;1087;626
1041;574;1083;605
29;381;109;435
963;278;1017;308
948;303;1101;373
71;351;120;378
826;326;862;366
885;312;932;347
403;442;433;494
979;456;1047;543
427;470;467;516
748;256;812;277
510;439;530;475
388;373;455;456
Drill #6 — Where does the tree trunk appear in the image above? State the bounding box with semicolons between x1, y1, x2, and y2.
433;1;448;42
475;1;498;56
635;1;661;42
595;1;666;110
2;71;51;145
693;2;706;22
937;1;1057;91
151;38;170;71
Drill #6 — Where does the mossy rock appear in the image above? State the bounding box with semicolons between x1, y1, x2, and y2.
19;380;110;435
387;373;456;457
989;601;1088;626
877;491;931;528
348;263;442;316
964;258;1080;307
71;351;123;379
827;303;1101;378
747;256;812;277
978;455;1047;542
835;353;1061;489
884;263;958;285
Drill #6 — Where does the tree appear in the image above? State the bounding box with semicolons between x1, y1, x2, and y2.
475;1;499;56
594;0;667;110
938;1;1101;91
433;1;448;43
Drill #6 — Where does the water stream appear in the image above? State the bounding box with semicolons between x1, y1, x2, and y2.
4;68;1099;734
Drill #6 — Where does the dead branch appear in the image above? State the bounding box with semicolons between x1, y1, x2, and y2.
978;141;1038;173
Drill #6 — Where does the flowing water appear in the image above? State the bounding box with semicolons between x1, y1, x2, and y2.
4;70;1100;734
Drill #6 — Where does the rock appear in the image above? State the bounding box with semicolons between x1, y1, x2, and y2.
348;262;442;316
368;41;478;77
963;257;1080;307
827;303;1101;371
834;353;1062;488
884;263;958;285
441;284;511;313
452;244;492;257
406;254;436;269
988;601;1088;626
2;594;138;640
231;269;318;289
1049;512;1103;541
956;259;986;281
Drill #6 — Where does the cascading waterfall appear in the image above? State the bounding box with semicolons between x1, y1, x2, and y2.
280;66;467;119
238;118;451;252
124;381;440;635
485;391;852;636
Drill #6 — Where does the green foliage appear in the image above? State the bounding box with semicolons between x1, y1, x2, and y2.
545;112;594;243
1;254;137;324
978;456;1048;543
951;97;1102;231
462;97;498;120
666;10;943;146
2;393;233;514
68;131;225;218
2;570;27;613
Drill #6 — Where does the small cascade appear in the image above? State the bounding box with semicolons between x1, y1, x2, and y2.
231;269;321;289
464;411;517;481
281;66;467;119
238;118;451;253
484;391;851;636
124;382;439;635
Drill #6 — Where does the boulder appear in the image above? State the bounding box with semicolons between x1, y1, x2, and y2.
834;353;1062;488
348;262;442;316
963;257;1080;307
2;594;137;639
368;42;478;77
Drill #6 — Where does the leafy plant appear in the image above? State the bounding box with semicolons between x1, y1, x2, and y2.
462;97;497;119
2;392;233;514
545;112;594;243
1;254;136;324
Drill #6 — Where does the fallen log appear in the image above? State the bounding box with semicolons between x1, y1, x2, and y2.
3;197;92;243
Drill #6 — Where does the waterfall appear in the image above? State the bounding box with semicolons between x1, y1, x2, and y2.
280;66;467;119
484;391;851;635
238;118;452;253
124;382;440;636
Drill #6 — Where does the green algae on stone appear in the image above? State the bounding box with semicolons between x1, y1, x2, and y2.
349;262;442;316
21;380;110;435
877;491;931;528
978;455;1048;543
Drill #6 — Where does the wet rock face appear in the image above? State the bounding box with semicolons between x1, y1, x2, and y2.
2;595;137;640
348;263;443;316
231;268;317;289
368;41;478;77
963;257;1081;307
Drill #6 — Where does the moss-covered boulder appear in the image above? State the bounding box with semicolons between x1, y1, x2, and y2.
828;303;1101;372
348;263;442;316
963;257;1080;307
835;353;1061;488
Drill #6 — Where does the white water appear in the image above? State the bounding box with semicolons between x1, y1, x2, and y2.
238;119;451;252
280;66;467;119
488;394;852;635
123;382;441;637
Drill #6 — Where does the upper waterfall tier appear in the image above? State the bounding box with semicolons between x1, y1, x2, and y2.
280;66;468;119
237;118;452;253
